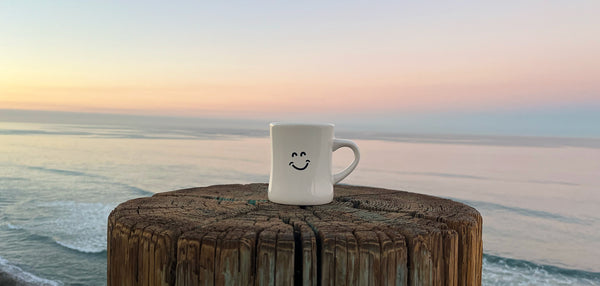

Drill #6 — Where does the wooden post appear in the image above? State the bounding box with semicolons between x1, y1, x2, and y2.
108;184;482;286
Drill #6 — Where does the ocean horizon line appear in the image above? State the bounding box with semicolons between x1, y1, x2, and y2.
2;112;600;149
2;107;600;139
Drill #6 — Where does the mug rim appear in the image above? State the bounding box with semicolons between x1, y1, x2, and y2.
270;122;334;128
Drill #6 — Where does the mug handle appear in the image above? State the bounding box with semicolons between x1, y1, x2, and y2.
332;139;360;184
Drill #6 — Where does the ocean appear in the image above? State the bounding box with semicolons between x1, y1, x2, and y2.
0;120;599;285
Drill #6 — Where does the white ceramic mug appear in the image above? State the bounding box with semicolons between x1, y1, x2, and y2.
268;122;360;205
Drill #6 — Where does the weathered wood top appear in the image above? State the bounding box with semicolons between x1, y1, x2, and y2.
108;183;482;286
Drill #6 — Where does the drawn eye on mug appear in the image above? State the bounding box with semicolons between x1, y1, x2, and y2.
289;151;310;170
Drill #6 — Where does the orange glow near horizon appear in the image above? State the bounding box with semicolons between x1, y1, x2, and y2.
2;69;598;117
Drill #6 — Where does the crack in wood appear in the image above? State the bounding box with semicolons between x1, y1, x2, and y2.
108;183;482;286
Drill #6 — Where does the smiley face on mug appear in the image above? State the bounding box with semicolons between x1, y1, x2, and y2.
289;151;310;171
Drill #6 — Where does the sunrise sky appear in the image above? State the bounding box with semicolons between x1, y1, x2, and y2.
1;1;599;135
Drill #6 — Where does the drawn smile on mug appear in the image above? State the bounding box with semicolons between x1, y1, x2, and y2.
289;151;310;171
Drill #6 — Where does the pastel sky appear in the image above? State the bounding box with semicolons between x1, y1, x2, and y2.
1;1;599;134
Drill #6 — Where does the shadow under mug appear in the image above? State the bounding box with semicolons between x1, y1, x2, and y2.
268;122;360;205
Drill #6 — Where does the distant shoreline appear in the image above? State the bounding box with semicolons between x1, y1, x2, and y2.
2;107;600;138
2;118;600;149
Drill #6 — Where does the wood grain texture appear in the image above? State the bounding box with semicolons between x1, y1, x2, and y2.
108;184;482;286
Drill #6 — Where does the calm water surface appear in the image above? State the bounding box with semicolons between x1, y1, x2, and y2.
1;121;599;285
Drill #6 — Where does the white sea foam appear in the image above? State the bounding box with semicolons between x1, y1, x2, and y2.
36;201;115;254
6;223;23;230
6;201;115;255
55;240;106;254
0;256;62;286
483;254;600;286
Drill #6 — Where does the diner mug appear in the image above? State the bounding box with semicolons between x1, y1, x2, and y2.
268;122;360;205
